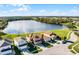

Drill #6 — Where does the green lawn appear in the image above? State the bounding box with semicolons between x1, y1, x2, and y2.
68;42;79;49
62;22;72;26
50;29;70;40
73;43;79;53
70;50;76;54
1;33;29;39
75;25;79;30
68;41;79;54
1;29;71;41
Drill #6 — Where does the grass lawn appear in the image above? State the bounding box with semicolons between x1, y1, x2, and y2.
61;22;72;26
70;50;76;54
1;29;71;41
50;29;70;40
1;33;29;39
68;42;79;49
75;25;79;30
68;41;79;54
73;43;79;53
68;33;79;54
31;46;42;53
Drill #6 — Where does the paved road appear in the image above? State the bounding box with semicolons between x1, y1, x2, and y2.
37;44;73;55
69;32;77;42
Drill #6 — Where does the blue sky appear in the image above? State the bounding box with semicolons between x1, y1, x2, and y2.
0;4;79;16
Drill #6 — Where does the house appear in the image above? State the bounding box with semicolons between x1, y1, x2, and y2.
28;32;56;44
14;37;28;52
0;38;15;55
43;32;57;41
31;33;43;45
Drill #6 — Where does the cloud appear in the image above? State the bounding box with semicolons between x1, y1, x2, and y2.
39;9;46;12
17;7;28;11
0;4;79;16
0;4;32;16
11;7;28;12
39;9;79;16
10;5;31;12
70;9;78;13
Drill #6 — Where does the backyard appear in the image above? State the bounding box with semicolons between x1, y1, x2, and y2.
1;29;71;40
50;29;71;40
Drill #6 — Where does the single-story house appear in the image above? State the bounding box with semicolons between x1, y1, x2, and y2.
32;33;42;45
14;37;28;52
28;32;57;44
43;32;57;41
0;38;15;55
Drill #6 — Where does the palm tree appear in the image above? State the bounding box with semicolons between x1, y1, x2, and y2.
30;33;35;44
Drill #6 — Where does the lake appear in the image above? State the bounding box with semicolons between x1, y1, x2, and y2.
3;20;67;34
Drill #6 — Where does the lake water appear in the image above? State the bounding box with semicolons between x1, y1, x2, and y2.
3;20;67;34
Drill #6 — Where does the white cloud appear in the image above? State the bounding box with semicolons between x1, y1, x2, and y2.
40;9;79;16
17;7;28;11
70;9;78;13
15;7;28;12
11;4;19;7
0;4;79;16
9;5;31;12
2;11;8;13
39;9;46;12
0;4;31;16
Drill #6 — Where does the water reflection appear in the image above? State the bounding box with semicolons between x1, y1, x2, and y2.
3;20;67;34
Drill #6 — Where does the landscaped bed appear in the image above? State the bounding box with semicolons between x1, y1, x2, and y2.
12;45;22;55
27;42;42;53
41;42;53;48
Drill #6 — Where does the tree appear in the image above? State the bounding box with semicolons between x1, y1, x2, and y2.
0;20;8;31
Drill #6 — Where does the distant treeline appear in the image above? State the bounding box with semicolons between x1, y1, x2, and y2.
0;16;79;22
0;16;79;30
33;17;79;24
0;16;33;21
0;20;8;30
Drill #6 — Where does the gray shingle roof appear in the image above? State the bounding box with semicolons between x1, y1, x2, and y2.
1;42;10;47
